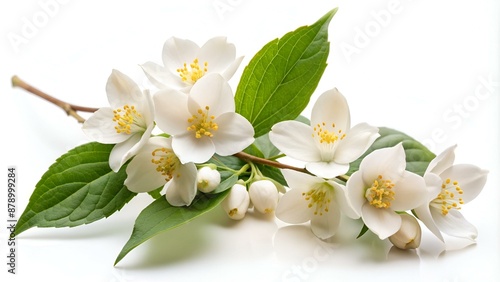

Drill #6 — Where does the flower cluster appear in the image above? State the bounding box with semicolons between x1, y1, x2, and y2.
83;37;254;207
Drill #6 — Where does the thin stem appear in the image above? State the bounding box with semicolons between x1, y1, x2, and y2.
11;75;98;123
233;152;307;173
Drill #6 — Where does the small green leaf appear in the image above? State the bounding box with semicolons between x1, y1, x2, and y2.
356;224;369;239
235;8;337;137
347;127;436;176
115;191;229;265
212;174;239;194
14;142;136;236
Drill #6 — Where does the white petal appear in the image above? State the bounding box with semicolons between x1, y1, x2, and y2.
362;204;401;239
281;169;325;191
188;73;235;116
311;88;350;134
275;184;313;224
345;171;365;218
425;144;457;175
141;90;155;126
310;202;341;239
109;133;142;172
211;112;254;156
269;121;321;162
414;203;444;242
334;123;379;163
140;62;181;89
82;108;129;144
328;181;358;219
165;162;198;206
198;37;236;72
391;171;427;211
153;89;190;135
221;56;244;81
439;164;488;203
162;37;199;74
360;143;406;185
172;134;215;164
106;69;142;107
432;209;478;240
305;161;349;179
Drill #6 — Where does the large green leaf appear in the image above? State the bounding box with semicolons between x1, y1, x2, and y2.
14;142;136;236
235;8;336;137
115;191;229;265
347;127;436;176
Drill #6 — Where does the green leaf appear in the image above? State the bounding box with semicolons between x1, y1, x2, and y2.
212;174;238;194
115;191;229;265
14;142;136;236
347;127;436;176
235;8;337;137
356;224;369;239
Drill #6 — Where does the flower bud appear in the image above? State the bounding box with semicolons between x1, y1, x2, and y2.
196;166;221;193
221;184;250;220
389;213;422;249
249;180;279;214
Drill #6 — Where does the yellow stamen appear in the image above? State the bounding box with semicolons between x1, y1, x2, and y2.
187;106;218;139
312;122;346;144
302;184;332;216
151;147;181;182
365;175;395;209
112;104;142;134
431;178;464;216
176;58;208;84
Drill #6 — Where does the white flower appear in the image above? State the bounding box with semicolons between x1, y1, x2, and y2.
154;73;255;164
414;145;488;242
249;180;279;214
346;143;427;240
124;136;198;207
197;166;221;193
388;213;422;250
141;36;244;92
269;88;379;179
221;183;250;220
82;69;155;172
276;169;357;239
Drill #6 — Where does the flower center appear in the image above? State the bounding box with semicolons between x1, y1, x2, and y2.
151;147;181;181
431;178;464;216
312;122;346;144
302;184;332;216
177;58;208;84
113;104;142;134
187;106;218;138
365;175;395;209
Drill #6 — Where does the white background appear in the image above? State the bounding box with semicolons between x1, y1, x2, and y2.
1;0;499;281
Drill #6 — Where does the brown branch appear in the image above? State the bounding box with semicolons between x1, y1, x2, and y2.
233;151;307;173
11;75;98;123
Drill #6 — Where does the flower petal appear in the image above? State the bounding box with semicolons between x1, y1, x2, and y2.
140;61;181;89
124;137;172;193
172;134;215;164
165;162;198;206
198;37;236;73
269;121;321;162
310;88;350;134
162;37;199;74
391;171;427;211
425;145;457;175
82;108;129;144
305;161;349;179
275;184;313;224
310;201;341;239
212;112;254;156
328;181;358;219
334;122;379;164
153;88;190;135
360;143;406;185
188;73;235;116
362;203;401;239
439;164;488;203
431;209;478;240
106;69;142;107
414;203;444;242
108;133;142;172
345;171;365;218
221;56;244;81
